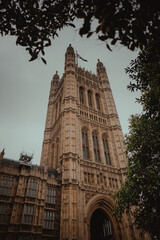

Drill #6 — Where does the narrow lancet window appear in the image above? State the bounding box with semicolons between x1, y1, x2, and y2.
82;128;89;160
79;87;85;105
95;94;101;111
56;138;59;167
102;135;111;165
92;132;101;162
88;90;92;108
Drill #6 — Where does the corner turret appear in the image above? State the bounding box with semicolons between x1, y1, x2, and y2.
65;44;76;70
97;59;106;75
51;71;59;95
52;71;59;86
96;59;109;86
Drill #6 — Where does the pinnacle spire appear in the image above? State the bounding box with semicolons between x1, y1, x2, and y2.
52;71;59;86
97;59;106;74
65;44;76;70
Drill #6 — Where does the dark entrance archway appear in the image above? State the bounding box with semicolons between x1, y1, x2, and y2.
90;208;114;240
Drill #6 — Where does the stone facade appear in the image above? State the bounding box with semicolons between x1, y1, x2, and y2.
0;45;150;240
0;155;61;240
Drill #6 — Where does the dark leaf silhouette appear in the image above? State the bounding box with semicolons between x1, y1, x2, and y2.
0;0;160;61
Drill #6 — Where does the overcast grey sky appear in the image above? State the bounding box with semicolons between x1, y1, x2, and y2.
0;22;142;165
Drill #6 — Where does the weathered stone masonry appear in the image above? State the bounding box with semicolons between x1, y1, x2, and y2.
0;45;150;240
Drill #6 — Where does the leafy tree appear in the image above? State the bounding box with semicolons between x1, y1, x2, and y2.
114;45;160;239
0;0;160;62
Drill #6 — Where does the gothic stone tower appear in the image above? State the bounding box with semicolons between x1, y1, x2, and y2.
40;45;148;240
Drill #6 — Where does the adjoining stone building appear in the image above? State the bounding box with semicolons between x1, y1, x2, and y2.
0;152;61;240
0;45;150;240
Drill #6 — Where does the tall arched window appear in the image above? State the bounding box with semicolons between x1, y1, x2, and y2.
102;135;111;165
56;138;59;167
59;97;61;115
79;87;85;105
82;128;89;159
95;94;101;111
52;143;55;168
55;102;58;120
92;132;101;162
88;90;92;108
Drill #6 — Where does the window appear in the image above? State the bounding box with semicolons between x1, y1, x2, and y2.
44;210;55;229
95;94;101;111
92;132;101;162
26;179;38;197
56;138;59;167
79;87;85;104
0;203;7;223
82;128;89;159
88;90;92;108
102;135;111;165
23;204;34;224
103;218;113;237
59;97;61;115
46;186;56;204
0;176;13;196
55;102;58;120
52;143;55;168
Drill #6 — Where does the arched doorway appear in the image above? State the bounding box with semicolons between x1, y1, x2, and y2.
90;208;114;240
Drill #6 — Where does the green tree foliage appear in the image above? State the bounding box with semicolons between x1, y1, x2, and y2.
0;0;160;62
114;46;160;239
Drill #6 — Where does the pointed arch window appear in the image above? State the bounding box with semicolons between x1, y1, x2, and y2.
56;138;59;167
55;102;58;120
79;87;85;105
59;97;61;115
95;94;101;111
92;132;101;162
82;128;89;160
52;143;55;168
88;90;93;108
102;135;111;165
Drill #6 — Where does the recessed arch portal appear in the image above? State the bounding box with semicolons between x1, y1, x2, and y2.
90;208;114;240
85;194;127;240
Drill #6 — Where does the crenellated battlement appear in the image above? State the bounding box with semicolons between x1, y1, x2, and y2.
77;66;97;80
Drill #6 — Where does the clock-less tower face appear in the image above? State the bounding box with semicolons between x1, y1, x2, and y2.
40;44;149;240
